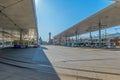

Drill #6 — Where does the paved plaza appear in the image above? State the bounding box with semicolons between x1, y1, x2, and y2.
0;46;120;80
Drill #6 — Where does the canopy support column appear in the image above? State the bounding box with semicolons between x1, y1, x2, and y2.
10;30;13;46
65;36;67;46
59;36;61;45
90;31;92;43
98;20;102;48
2;28;4;48
20;29;23;40
75;30;78;42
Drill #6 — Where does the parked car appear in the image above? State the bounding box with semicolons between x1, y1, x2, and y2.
33;43;39;48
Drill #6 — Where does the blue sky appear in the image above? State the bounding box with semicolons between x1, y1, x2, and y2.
35;0;114;41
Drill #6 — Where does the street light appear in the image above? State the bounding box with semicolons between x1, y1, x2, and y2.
98;16;108;48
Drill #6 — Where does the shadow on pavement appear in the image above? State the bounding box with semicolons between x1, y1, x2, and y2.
0;47;60;80
80;47;120;51
103;48;120;51
40;46;48;50
0;46;115;80
62;58;117;63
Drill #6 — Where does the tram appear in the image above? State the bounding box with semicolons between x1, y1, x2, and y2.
13;40;30;48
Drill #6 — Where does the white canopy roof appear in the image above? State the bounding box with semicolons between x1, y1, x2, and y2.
0;0;37;37
54;2;120;39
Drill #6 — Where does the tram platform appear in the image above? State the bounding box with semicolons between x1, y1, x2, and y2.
0;45;120;80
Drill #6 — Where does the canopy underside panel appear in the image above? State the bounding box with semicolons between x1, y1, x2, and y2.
0;0;37;40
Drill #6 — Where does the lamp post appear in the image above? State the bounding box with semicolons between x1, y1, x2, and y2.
104;29;107;44
86;27;93;43
98;16;108;48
